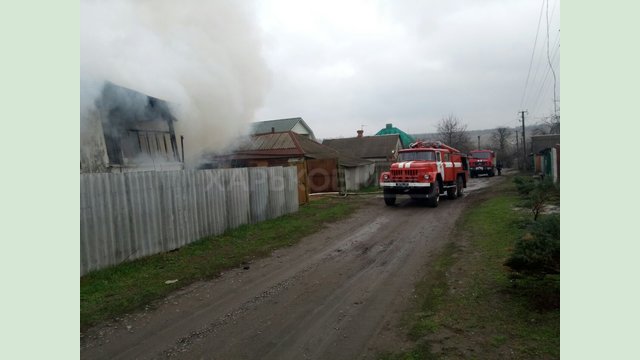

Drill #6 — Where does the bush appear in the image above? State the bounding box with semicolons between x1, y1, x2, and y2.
515;177;559;220
504;214;560;277
513;176;537;195
529;178;559;220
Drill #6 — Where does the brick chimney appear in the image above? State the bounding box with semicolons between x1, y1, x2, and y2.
357;129;364;138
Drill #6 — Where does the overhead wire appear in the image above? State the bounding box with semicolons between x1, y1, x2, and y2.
529;28;560;113
546;0;559;118
529;44;560;118
519;0;546;110
523;0;560;119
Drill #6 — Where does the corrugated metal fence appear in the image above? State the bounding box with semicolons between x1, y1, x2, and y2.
80;167;299;275
373;161;392;186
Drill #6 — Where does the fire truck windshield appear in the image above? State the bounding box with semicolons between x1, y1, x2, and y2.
398;151;435;161
471;152;491;159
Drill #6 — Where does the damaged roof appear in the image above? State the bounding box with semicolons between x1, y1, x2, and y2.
99;82;176;124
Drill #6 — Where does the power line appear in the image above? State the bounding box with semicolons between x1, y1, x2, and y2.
522;0;560;110
524;0;559;119
526;38;560;116
546;0;558;119
519;0;546;110
529;44;560;117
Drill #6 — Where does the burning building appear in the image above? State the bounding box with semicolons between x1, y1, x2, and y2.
80;82;185;173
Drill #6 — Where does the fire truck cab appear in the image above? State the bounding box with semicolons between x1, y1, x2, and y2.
379;141;469;207
468;150;496;177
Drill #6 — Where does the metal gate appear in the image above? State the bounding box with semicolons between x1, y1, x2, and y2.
296;163;309;204
306;158;339;193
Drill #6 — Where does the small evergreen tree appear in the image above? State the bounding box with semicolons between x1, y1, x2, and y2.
504;214;560;277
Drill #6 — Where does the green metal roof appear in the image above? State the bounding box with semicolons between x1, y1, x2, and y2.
375;123;415;148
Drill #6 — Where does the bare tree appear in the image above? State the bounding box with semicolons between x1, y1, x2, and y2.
545;114;560;134
436;114;471;151
534;112;560;135
491;127;512;152
491;127;514;167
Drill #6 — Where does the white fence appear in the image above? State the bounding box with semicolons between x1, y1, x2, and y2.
80;167;299;275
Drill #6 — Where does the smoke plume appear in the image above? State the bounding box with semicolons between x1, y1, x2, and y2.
81;0;270;165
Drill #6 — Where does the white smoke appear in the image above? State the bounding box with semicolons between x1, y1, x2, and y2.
81;0;270;165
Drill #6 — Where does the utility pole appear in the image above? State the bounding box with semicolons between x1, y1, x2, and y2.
519;110;528;170
515;129;519;170
477;135;480;149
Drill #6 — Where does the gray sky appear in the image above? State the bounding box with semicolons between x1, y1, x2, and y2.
81;0;560;155
253;0;560;139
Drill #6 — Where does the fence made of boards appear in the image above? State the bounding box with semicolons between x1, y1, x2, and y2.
80;167;299;275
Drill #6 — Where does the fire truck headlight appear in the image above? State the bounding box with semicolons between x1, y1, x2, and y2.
383;174;389;180
423;174;430;180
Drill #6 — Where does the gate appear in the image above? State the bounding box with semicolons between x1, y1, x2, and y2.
306;158;339;193
296;162;309;204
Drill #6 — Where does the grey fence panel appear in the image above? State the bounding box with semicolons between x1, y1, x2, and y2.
194;171;209;239
209;169;228;237
157;171;175;251
283;167;299;214
110;173;132;264
225;168;251;230
146;172;163;256
81;166;299;275
126;172;146;258
80;175;96;273
173;171;190;249
248;168;269;224
267;167;285;219
97;174;115;269
184;170;198;246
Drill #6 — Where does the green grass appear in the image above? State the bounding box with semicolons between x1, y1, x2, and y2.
81;197;357;331
382;177;560;359
354;184;383;193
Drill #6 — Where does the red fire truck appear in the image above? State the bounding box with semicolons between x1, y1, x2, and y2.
379;141;469;207
468;150;496;177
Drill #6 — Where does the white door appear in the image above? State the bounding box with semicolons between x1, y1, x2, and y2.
436;152;444;179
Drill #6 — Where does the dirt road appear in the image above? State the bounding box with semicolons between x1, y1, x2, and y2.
81;174;507;359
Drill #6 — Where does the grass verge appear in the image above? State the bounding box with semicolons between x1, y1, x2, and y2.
81;197;357;331
381;177;560;359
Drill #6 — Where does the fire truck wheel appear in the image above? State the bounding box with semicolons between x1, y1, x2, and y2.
383;191;396;206
427;181;440;207
456;176;464;197
447;186;456;199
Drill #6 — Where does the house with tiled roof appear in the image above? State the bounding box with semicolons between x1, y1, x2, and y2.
322;132;401;162
322;130;402;186
204;131;375;196
250;117;316;140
